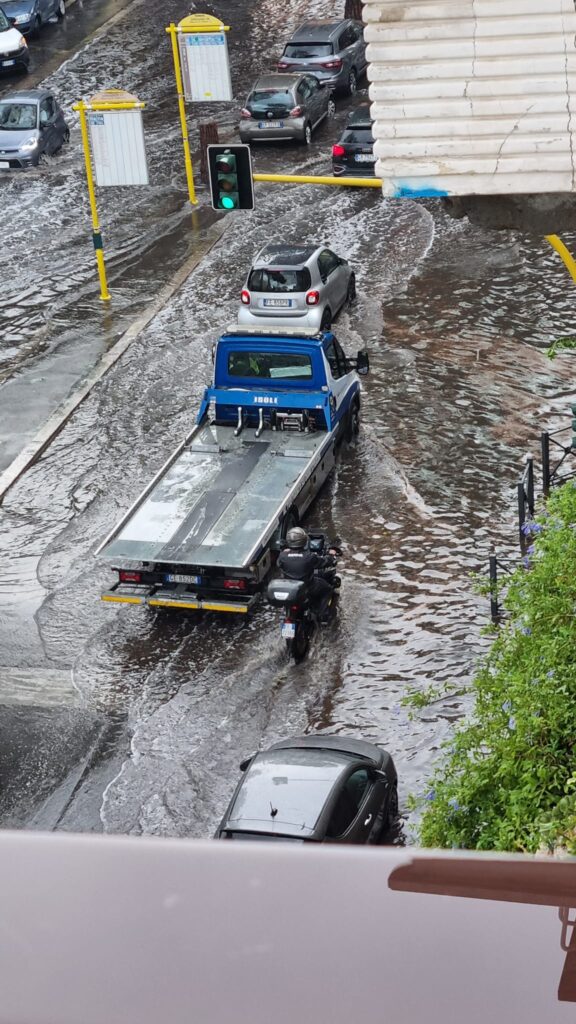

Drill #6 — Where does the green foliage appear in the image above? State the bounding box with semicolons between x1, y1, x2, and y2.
418;482;576;853
547;336;576;360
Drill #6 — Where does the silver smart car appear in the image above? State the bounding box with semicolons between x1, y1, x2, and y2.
239;73;335;146
238;243;356;330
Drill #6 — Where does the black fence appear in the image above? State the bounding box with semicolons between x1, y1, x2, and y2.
487;428;575;623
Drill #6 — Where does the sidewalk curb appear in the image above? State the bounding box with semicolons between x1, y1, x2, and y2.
0;219;227;505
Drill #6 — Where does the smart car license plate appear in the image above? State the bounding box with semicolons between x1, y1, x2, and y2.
355;153;375;162
281;622;296;639
2;60;15;67
258;120;283;128
263;298;292;307
0;161;9;169
165;573;201;585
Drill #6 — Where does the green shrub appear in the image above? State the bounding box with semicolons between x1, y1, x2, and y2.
419;480;576;854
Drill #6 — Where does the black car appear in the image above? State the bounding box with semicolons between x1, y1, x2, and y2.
215;735;398;844
332;103;375;177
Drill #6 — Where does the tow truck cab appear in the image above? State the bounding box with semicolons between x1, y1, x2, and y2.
97;328;368;614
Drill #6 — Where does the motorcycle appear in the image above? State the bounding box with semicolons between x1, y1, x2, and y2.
266;533;341;662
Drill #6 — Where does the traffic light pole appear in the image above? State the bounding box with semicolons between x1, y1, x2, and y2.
166;22;197;205
253;172;382;188
546;234;576;284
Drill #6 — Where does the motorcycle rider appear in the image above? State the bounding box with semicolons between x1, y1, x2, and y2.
277;527;339;622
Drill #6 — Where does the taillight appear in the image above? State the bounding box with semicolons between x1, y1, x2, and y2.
119;570;141;583
240;108;252;119
288;106;303;118
306;290;320;306
290;605;300;614
277;61;289;70
332;144;345;158
322;58;342;69
224;578;247;591
241;289;250;305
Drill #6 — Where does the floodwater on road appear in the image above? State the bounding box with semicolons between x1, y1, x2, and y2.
1;0;576;836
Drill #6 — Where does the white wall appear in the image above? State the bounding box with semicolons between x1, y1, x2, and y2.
363;0;576;196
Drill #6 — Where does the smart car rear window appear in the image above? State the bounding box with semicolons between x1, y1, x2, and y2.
284;43;333;58
228;351;313;380
248;268;311;293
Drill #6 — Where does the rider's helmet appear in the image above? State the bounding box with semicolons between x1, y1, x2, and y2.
285;527;308;550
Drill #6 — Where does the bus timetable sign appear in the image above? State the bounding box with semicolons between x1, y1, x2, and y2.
178;14;233;102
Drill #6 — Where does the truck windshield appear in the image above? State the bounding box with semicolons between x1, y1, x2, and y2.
248;268;311;293
228;351;313;380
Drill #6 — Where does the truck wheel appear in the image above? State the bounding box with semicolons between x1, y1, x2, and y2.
346;400;360;441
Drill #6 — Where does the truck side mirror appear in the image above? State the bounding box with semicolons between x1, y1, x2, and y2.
356;349;370;375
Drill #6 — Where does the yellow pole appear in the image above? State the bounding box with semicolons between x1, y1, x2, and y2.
74;100;111;301
253;172;382;188
167;23;197;205
546;234;576;285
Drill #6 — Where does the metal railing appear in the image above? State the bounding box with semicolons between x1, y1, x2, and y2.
541;428;576;497
517;455;535;554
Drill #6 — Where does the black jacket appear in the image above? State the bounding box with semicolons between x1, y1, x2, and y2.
277;547;335;582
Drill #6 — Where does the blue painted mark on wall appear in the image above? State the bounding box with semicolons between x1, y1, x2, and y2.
393;185;449;198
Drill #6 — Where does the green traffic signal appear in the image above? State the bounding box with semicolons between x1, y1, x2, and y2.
207;145;255;212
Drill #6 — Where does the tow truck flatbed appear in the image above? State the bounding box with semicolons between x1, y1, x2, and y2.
98;328;368;613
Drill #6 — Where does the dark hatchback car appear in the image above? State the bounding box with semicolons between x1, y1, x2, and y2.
332;103;375;176
240;72;335;146
277;19;367;96
215;735;398;844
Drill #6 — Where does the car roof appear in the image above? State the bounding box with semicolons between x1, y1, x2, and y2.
253;243;319;268
346;104;373;129
268;734;384;763
223;747;358;837
289;20;350;41
252;74;304;90
0;90;50;104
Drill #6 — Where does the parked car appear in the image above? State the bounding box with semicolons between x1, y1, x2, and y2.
0;89;69;168
239;73;335;146
1;0;65;35
277;19;367;96
332;103;375;176
0;4;29;72
238;242;355;330
215;736;398;844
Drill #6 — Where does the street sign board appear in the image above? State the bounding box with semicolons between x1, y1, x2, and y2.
179;30;233;102
88;108;149;187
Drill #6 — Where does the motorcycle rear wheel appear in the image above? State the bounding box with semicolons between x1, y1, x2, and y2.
286;622;309;662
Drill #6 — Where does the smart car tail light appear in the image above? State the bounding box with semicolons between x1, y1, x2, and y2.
241;290;250;305
119;570;141;583
277;61;289;70
332;144;345;158
289;106;303;118
306;291;320;306
240;108;252;119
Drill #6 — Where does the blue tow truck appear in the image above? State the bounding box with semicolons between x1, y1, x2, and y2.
97;327;368;614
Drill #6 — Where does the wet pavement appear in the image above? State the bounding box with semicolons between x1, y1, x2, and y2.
1;0;576;835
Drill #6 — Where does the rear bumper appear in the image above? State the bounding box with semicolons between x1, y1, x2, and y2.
332;161;375;177
101;583;258;615
239;119;305;143
237;306;323;329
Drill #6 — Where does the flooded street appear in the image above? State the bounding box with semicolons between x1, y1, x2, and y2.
1;0;576;836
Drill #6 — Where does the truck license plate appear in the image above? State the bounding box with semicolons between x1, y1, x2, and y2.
263;298;292;308
281;622;296;639
165;573;201;585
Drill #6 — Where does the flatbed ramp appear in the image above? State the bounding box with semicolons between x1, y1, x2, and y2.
99;422;330;570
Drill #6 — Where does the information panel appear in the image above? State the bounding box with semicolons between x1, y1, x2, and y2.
88;109;149;187
179;31;233;102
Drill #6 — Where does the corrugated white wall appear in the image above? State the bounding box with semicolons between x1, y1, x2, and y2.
363;0;576;196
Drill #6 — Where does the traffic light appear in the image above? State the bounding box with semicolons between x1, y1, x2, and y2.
207;145;254;211
572;403;576;448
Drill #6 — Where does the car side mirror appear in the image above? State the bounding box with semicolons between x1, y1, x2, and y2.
356;349;370;375
239;755;255;772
